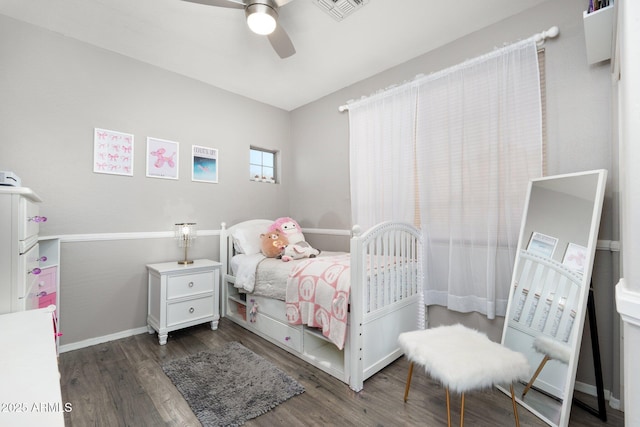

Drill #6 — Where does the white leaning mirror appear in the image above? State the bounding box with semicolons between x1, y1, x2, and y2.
498;170;607;427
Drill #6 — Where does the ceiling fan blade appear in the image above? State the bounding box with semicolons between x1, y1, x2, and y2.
268;24;296;58
181;0;245;9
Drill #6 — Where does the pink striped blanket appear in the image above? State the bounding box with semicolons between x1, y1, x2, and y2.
285;254;351;350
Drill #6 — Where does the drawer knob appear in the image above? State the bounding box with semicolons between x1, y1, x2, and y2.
29;268;42;275
37;256;48;262
188;282;194;287
189;307;195;314
29;216;48;223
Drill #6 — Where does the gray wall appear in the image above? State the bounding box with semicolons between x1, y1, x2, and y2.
290;0;619;401
0;14;292;344
0;15;293;235
0;0;619;402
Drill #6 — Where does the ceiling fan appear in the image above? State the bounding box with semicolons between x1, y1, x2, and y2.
182;0;296;59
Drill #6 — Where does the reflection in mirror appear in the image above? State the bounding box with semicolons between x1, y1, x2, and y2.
498;170;607;427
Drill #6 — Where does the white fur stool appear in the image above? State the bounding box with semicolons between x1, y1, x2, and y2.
398;324;530;427
521;335;571;399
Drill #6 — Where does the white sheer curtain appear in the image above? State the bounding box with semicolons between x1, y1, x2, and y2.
416;40;542;319
348;38;542;319
349;84;418;230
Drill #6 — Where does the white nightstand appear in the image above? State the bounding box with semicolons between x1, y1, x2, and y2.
146;259;221;345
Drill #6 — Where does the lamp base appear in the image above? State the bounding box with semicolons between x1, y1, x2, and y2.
177;260;194;265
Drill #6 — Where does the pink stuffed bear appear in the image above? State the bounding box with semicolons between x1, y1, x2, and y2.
269;217;305;244
269;217;320;262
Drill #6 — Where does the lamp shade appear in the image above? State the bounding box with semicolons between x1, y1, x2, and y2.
246;3;277;35
175;223;196;246
175;223;196;264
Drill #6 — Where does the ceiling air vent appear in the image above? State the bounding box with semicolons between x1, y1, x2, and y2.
314;0;369;21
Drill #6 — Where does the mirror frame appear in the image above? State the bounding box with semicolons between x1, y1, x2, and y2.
498;169;607;427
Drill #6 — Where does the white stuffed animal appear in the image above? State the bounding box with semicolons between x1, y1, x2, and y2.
281;242;320;262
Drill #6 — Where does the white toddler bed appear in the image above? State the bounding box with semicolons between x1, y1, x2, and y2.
220;219;424;392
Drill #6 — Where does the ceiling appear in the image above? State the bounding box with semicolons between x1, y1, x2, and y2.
0;0;548;111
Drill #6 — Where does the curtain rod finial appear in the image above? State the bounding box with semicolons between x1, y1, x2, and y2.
545;26;560;39
535;26;560;46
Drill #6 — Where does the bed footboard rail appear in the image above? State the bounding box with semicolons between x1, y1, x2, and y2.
351;221;424;314
348;221;424;391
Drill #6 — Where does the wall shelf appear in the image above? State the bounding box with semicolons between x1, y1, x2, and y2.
583;4;615;64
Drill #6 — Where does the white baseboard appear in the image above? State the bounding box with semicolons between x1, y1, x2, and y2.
574;380;622;411
574;380;610;400
609;396;622;411
59;326;149;353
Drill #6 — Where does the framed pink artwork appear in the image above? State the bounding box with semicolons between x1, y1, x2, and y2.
93;128;134;176
146;137;179;180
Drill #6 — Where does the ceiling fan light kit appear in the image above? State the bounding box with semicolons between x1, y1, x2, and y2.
246;2;277;35
182;0;296;58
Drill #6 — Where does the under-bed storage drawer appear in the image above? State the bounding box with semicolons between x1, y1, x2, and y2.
254;312;302;353
253;295;289;323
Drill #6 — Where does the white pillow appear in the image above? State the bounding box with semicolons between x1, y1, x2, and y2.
232;223;268;255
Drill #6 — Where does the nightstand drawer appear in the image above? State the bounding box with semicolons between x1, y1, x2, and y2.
167;271;214;300
167;296;214;327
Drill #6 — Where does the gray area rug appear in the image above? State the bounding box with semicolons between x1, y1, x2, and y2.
162;341;305;427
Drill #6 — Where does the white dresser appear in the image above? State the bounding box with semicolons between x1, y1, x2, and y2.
0;306;65;427
0;187;45;314
146;259;221;345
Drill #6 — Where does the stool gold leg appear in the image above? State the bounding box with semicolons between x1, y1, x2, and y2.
404;362;414;402
510;384;520;427
522;355;550;398
446;387;451;427
460;392;465;427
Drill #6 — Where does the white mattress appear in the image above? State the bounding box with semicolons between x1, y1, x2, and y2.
231;252;346;300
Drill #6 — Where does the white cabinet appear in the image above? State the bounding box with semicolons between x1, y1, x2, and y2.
146;259;221;345
0;187;44;314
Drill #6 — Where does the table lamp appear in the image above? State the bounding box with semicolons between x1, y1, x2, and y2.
175;223;196;264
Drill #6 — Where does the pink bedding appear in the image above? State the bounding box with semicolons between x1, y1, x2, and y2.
285;254;351;350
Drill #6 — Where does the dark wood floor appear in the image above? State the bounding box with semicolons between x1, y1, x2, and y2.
59;317;624;426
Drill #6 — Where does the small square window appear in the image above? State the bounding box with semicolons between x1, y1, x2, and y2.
249;147;277;183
